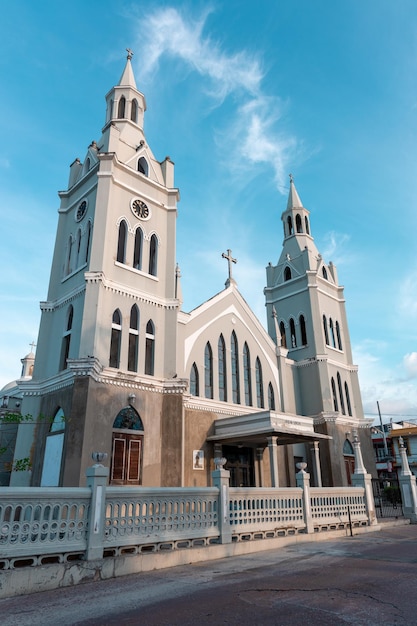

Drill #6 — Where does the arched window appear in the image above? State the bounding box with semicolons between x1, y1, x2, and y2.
337;372;346;415
149;234;158;276
109;309;122;368
331;377;338;411
65;234;73;275
138;157;148;176
118;95;126;118
284;267;292;281
243;342;252;406
204;342;213;399
75;228;82;268
322;266;328;280
305;216;310;234
329;318;336;348
60;305;73;371
131;98;138;122
289;318;297;348
117;220;127;263
111;406;144;485
40;407;65;487
128;305;139;372
218;334;227;402
268;382;275;411
336;321;343;350
255;357;264;409
231;331;240;404
299;314;307;346
107;98;113;122
190;362;199;396
85;221;92;264
323;315;329;345
296;213;302;233
84;157;91;172
145;320;155;375
287;215;293;235
343;438;355;485
133;228;142;270
345;382;352;416
279;321;287;348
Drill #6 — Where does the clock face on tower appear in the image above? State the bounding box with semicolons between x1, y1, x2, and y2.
131;198;150;220
75;199;88;222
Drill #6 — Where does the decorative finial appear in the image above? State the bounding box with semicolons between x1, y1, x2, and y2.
289;173;294;184
29;341;36;352
126;48;134;60
222;249;237;281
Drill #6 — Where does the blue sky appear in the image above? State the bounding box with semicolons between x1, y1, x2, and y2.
1;0;417;424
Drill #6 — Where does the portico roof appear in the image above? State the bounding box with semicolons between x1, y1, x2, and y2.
207;410;332;446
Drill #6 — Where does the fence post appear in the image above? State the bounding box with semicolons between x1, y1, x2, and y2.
397;437;417;523
85;454;109;560
212;457;232;544
350;430;377;526
296;463;313;534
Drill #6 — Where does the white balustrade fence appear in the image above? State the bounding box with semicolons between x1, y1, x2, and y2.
0;468;376;570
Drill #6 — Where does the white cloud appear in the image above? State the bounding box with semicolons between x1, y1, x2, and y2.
403;352;417;378
134;7;297;191
321;230;351;265
398;268;417;320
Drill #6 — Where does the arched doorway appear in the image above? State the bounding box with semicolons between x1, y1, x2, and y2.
110;406;144;485
40;408;65;486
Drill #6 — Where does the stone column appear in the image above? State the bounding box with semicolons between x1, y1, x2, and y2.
398;437;417;523
350;430;377;526
310;441;322;487
267;436;279;487
85;454;109;560
296;463;313;534
256;447;264;487
212;457;232;544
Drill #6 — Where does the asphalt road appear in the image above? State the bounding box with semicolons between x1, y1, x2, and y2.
1;524;417;626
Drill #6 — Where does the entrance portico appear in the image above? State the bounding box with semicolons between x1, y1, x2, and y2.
208;410;330;488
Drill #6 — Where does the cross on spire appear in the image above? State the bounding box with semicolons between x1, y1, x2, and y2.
29;341;36;353
126;48;134;60
222;249;237;288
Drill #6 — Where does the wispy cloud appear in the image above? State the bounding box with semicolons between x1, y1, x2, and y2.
134;6;296;190
398;267;417;320
321;230;351;265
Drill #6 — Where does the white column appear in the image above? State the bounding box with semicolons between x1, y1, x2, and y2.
310;441;322;487
268;436;279;487
398;437;417;523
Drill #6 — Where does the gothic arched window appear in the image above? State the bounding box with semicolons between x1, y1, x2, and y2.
133;228;142;270
85;221;92;264
284;267;292;281
218;334;227;402
75;228;82;268
190;362;199;396
204;342;213;399
323;315;329;345
337;372;346;415
255;357;264;409
117;220;127;263
345;382;352;416
118;95;126;118
40;407;65;487
300;314;307;346
149;234;158;276
138;157;148;176
145;320;155;375
336;321;343;350
287;215;293;235
305;216;310;234
331;377;338;411
268;382;275;411
243;342;252;406
296;213;302;233
128;305;139;372
66;234;73;276
131;99;138;122
59;305;73;371
110;309;122;368
279;321;287;348
329;318;336;348
322;266;328;280
231;331;240;404
289;318;297;348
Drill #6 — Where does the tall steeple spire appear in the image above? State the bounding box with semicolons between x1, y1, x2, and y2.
118;48;137;89
286;173;303;210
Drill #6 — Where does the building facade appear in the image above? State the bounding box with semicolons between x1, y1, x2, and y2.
9;54;375;488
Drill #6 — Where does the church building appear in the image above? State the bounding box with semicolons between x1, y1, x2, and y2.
9;53;375;488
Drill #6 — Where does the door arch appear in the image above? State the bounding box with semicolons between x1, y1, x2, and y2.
110;406;144;485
